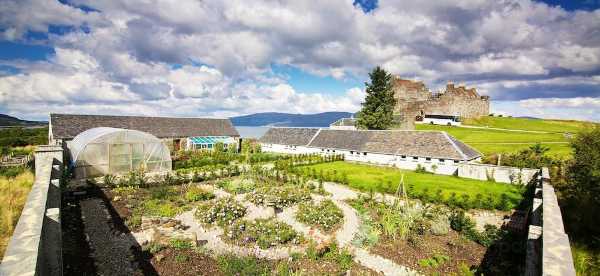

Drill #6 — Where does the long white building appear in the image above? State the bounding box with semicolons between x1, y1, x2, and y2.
259;128;482;175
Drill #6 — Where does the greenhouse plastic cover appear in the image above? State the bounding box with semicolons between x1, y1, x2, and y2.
69;127;172;177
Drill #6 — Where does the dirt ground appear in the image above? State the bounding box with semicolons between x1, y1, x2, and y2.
371;231;486;275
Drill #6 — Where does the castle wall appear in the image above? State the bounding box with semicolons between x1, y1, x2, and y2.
392;78;490;122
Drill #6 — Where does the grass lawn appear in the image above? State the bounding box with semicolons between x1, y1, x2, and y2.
0;171;34;258
462;116;596;133
303;161;523;207
415;124;572;158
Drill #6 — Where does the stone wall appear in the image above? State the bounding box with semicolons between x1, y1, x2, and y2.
392;77;490;126
0;145;63;276
525;168;576;276
458;163;539;185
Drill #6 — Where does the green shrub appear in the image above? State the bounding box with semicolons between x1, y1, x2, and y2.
144;242;165;254
169;238;193;250
195;198;246;226
449;211;475;232
151;186;177;200
418;254;450;268
185;186;215;202
296;200;343;232
142;199;180;217
175;254;189;263
217;255;271;275
225;219;302;249
245;186;311;209
496;193;512;211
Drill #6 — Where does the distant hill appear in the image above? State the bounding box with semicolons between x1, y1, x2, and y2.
0;114;46;127
230;112;354;127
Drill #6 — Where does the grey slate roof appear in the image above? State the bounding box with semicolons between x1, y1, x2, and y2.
50;114;239;139
258;127;320;146
259;127;481;161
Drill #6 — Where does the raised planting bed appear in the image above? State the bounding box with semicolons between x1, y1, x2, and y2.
224;218;303;249
349;196;485;275
216;177;256;194
107;184;216;231
195;197;247;227
245;185;311;209
296;199;344;233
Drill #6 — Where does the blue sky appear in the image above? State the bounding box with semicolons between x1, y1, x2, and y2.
0;0;599;121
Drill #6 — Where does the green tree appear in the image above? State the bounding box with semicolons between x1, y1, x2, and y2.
561;127;600;237
356;66;396;129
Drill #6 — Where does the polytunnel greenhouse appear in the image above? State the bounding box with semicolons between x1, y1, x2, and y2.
69;127;172;178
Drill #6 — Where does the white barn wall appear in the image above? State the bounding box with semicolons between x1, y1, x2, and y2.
260;142;538;185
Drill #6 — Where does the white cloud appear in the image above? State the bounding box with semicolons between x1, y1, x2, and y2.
0;0;599;121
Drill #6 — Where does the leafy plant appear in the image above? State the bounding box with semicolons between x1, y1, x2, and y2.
296;200;343;232
418;254;450;268
224;219;302;249
142;199;181;217
169;238;193;250
185;185;215;202
217;255;271;275
195;197;246;226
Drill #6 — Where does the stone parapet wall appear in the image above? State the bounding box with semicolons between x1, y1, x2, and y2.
458;163;539;185
525;168;576;276
0;145;63;276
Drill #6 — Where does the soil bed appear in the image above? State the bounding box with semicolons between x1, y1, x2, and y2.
370;231;485;275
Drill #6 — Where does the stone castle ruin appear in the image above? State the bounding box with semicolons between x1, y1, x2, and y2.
392;77;490;128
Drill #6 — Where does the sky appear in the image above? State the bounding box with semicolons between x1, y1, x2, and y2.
0;0;599;122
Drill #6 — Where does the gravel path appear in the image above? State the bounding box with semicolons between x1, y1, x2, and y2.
353;248;420;276
332;199;360;247
276;205;329;244
80;198;136;276
176;209;304;260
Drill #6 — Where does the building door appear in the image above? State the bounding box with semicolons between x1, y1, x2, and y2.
173;139;181;151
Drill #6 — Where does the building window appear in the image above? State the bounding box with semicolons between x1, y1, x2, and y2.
401;155;406;159
454;160;459;164
321;149;324;151
333;150;336;152
350;151;354;154
363;152;367;156
439;159;445;163
426;157;431;161
413;156;418;160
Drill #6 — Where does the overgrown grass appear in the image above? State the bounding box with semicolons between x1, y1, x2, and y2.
415;124;571;158
571;242;600;275
303;161;523;209
462;116;596;133
0;171;34;258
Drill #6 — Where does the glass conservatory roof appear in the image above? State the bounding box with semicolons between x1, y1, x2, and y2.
189;136;234;145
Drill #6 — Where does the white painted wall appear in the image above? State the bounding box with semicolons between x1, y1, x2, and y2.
260;142;538;185
458;163;539;184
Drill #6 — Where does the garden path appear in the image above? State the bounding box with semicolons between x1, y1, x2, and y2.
276;205;329;244
176;210;305;260
322;182;421;275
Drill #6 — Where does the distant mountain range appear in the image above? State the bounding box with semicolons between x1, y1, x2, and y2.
230;112;354;127
0;114;47;127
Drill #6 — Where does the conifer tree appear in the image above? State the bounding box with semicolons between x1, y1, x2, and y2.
357;66;396;129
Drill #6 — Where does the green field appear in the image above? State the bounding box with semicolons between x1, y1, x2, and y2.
462;116;595;133
303;161;523;208
415;124;572;157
